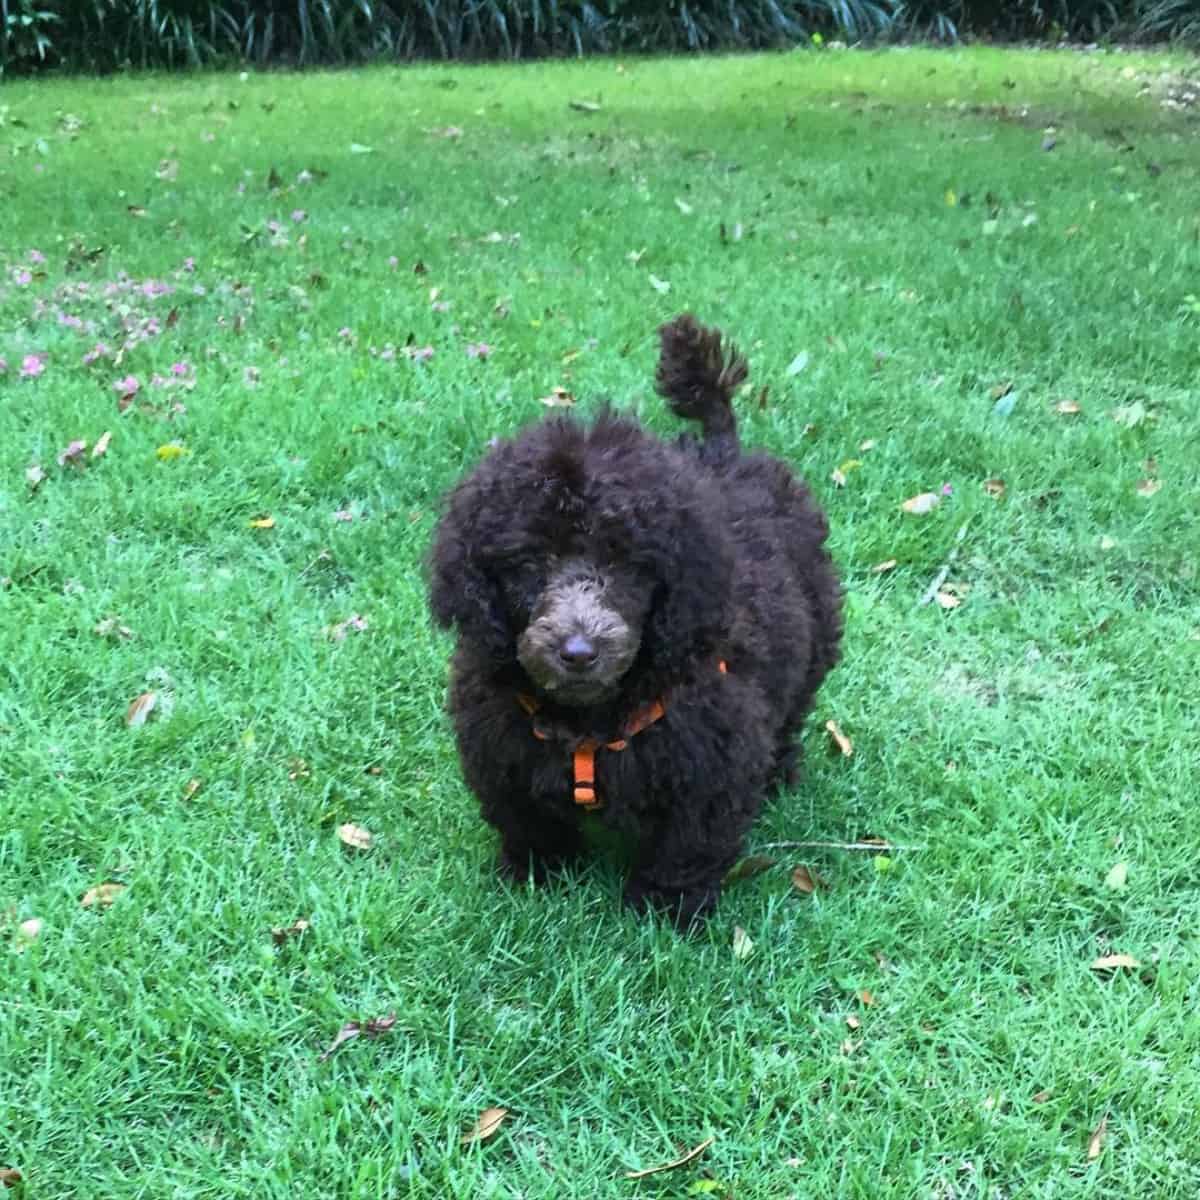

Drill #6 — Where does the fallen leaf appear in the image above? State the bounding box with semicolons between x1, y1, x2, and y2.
317;1011;396;1061
25;464;46;491
249;516;276;529
935;591;961;609
1111;401;1147;428
270;918;310;946
983;478;1006;498
1087;1114;1107;1161
732;925;755;959
674;197;694;215
57;439;88;467
15;917;43;950
901;492;941;515
156;442;186;461
128;205;147;218
1090;953;1140;972
1104;862;1128;891
872;558;898;573
1055;399;1081;415
461;1106;509;1145
846;1014;861;1030
92;430;112;458
859;438;877;452
337;822;373;851
539;386;574;408
825;719;853;757
830;468;847;488
126;691;158;727
1032;1089;1052;1103
81;881;126;908
648;274;671;295
786;351;810;377
859;989;876;1006
1135;478;1161;497
945;188;958;207
183;778;202;800
0;1170;21;1188
568;99;601;113
625;1138;714;1180
95;616;133;640
723;855;777;885
791;864;829;894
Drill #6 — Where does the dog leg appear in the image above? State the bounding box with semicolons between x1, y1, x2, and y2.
484;797;583;885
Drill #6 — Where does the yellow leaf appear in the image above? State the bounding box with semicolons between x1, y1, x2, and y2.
249;516;276;529
92;430;113;458
183;778;203;800
126;691;158;727
945;189;958;207
1090;953;1140;972
156;442;186;461
461;1106;509;1145
825;719;853;757
872;558;898;574
901;492;940;515
337;822;373;851
983;478;1006;498
539;386;575;408
1087;1114;1108;1161
732;925;755;959
1055;399;1081;414
81;882;126;908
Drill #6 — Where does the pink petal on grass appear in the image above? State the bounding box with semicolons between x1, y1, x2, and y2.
465;342;491;359
20;354;46;379
113;374;140;397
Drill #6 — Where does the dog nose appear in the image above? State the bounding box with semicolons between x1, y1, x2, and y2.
558;634;598;670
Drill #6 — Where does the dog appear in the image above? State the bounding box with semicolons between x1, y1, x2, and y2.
429;314;842;925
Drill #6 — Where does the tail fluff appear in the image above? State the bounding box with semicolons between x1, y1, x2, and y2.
655;313;747;462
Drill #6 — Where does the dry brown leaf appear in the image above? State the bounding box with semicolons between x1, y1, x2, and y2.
1032;1089;1051;1103
983;477;1006;498
790;865;829;894
723;855;777;885
901;491;940;515
0;1169;22;1188
337;823;373;851
81;881;126;908
183;778;202;800
1135;478;1161;498
126;691;158;728
989;381;1013;401
539;386;575;408
624;1137;714;1180
935;591;961;610
317;1011;397;1061
1055;399;1081;414
872;558;898;574
271;918;310;946
825;719;853;757
1087;1114;1108;1161
461;1106;509;1145
92;430;113;458
1090;953;1140;972
846;1014;861;1030
859;989;876;1006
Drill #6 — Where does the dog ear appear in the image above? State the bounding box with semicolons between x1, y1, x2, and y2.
428;483;513;662
643;492;734;680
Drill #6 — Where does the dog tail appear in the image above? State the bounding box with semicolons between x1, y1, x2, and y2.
655;314;746;461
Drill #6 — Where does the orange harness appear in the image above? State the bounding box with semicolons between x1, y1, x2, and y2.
517;661;727;811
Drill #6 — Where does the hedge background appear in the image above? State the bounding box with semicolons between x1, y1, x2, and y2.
2;0;1199;75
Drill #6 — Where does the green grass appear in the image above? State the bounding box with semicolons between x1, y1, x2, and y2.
2;45;1199;1198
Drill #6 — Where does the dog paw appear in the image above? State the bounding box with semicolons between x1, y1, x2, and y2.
623;876;720;929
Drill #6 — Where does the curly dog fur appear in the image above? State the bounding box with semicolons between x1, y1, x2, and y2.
429;315;842;926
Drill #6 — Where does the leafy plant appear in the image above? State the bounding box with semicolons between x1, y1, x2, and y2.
0;0;60;73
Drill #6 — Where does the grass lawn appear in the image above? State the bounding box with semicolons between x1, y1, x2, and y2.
2;44;1199;1198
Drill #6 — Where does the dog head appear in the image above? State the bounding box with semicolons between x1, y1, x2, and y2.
429;412;732;707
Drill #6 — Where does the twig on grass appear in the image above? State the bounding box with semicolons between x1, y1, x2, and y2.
754;840;925;853
917;519;971;607
624;1137;714;1180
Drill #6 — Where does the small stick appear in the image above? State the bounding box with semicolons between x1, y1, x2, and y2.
754;840;925;853
917;518;970;607
624;1137;714;1180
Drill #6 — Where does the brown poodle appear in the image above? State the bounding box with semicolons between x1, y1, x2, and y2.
429;315;842;926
